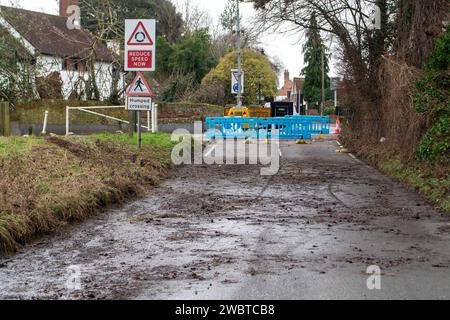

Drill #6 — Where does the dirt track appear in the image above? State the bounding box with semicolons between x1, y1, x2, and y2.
1;140;449;300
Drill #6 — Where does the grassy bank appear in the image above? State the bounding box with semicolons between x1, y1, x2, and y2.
0;132;175;253
380;158;450;213
347;140;450;214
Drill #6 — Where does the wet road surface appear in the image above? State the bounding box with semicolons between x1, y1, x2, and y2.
1;140;449;300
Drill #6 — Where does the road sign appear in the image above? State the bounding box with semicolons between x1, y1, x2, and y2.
126;97;152;111
125;19;156;71
127;21;154;46
126;72;154;97
231;69;244;94
330;77;340;91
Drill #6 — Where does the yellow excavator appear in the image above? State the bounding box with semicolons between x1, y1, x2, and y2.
225;106;250;117
225;106;271;118
224;106;272;131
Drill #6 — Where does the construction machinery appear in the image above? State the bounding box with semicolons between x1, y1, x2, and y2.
224;106;271;118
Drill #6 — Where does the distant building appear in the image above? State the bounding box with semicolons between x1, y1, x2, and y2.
0;0;124;100
277;70;293;101
276;70;305;113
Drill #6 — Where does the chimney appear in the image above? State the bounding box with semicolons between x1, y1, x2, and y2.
60;0;79;17
284;70;290;85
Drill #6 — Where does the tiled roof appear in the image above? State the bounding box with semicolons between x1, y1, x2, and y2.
293;77;305;92
277;79;293;97
0;6;114;62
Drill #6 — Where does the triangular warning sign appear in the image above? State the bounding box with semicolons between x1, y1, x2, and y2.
127;21;154;46
126;72;154;97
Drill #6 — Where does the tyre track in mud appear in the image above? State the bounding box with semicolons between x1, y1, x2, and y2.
1;140;450;300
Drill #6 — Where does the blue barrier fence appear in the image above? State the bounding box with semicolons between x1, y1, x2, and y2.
284;116;330;134
205;116;330;140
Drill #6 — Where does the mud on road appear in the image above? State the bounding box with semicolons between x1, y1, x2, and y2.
0;140;449;300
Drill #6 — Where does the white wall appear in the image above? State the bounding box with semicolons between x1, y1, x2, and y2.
36;55;123;101
0;12;124;101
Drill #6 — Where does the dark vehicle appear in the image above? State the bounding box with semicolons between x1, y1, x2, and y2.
271;102;294;117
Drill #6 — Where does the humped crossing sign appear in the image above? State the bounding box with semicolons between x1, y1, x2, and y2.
126;72;153;111
126;72;153;97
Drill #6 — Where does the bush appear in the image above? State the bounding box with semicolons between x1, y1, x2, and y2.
414;26;450;164
35;72;64;99
160;73;196;103
191;80;227;105
324;107;335;116
418;116;450;163
202;49;278;105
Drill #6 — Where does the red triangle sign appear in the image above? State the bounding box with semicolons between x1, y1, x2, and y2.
127;21;154;46
126;72;154;97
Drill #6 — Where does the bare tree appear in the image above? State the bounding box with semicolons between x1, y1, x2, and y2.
250;0;394;135
221;0;262;48
252;0;391;78
79;0;126;100
250;0;448;155
177;0;211;36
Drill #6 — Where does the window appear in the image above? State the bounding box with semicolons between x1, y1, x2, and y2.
112;62;121;77
62;58;87;73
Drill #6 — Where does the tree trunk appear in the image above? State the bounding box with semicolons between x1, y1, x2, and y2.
0;102;11;136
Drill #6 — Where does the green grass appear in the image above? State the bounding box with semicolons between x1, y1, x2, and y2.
0;136;43;159
78;132;176;166
0;132;176;253
86;132;175;150
381;158;450;213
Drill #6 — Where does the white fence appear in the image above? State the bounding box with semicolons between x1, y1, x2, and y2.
65;105;158;136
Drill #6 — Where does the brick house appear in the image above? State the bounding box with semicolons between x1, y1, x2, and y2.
276;70;305;112
277;70;293;101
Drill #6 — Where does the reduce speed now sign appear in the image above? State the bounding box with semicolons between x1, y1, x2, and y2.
125;19;156;72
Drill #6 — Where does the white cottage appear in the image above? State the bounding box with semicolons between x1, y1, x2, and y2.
0;0;123;101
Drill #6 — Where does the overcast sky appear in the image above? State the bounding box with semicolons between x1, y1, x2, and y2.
0;0;338;86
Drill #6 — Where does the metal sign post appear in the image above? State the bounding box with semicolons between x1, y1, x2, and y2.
331;77;340;108
126;74;153;149
235;0;242;109
137;111;142;149
125;19;156;148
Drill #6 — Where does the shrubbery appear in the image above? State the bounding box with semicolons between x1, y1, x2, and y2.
201;49;278;105
414;26;450;164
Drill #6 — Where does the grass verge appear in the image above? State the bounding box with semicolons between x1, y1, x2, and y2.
345;137;450;214
379;157;450;213
0;132;175;254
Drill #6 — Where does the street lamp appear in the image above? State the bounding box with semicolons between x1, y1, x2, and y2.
235;0;243;109
321;44;325;116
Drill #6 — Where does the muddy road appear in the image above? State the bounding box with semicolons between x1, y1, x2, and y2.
1;140;449;300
